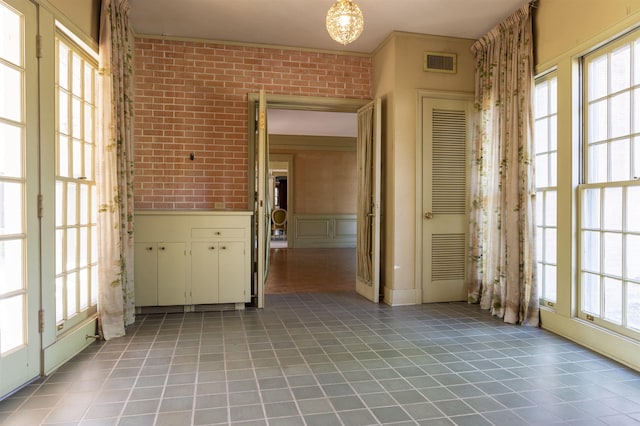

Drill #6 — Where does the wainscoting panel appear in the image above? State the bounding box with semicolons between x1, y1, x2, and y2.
293;214;357;248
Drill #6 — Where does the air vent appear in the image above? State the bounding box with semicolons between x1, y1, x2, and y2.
424;52;457;73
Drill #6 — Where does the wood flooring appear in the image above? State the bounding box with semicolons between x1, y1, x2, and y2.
265;247;356;294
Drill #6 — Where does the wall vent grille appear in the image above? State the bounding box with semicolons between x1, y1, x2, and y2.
424;52;457;73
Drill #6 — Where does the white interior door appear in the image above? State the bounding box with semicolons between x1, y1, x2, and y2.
256;90;270;308
422;97;471;303
0;0;41;398
356;99;381;302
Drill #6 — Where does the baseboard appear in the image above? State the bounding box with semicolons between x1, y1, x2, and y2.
383;287;418;306
43;316;98;375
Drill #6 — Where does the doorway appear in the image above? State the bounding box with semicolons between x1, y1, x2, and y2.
248;94;373;304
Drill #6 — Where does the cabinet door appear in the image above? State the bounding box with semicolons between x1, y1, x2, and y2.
157;243;186;306
218;241;245;303
134;243;158;306
191;242;219;304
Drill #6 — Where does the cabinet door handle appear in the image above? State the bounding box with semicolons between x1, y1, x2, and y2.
221;246;227;250
215;231;221;235
159;246;166;251
209;246;216;250
146;246;153;251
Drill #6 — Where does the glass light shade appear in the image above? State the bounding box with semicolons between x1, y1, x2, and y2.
326;0;364;45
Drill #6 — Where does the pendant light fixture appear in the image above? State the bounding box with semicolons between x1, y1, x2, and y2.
326;0;364;45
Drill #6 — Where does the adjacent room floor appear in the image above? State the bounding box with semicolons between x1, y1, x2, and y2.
2;291;640;425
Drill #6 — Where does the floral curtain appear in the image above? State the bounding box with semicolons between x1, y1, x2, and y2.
97;0;135;339
467;2;538;325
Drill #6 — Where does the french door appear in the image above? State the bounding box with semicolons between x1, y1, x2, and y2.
0;0;41;398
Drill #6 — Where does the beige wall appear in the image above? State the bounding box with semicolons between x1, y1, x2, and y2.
535;0;640;67
373;32;475;303
270;149;357;215
47;0;101;42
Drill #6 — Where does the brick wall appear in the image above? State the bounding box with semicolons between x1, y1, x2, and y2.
134;38;373;210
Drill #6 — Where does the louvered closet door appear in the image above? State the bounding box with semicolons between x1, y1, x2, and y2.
421;97;471;302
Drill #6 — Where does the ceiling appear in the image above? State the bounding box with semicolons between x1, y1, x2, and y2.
128;0;529;137
129;0;530;54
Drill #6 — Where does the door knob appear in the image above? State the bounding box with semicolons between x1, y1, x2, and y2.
424;212;433;220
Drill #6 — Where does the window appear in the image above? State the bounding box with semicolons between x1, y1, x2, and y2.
55;31;98;330
535;73;558;304
580;28;640;338
0;0;27;355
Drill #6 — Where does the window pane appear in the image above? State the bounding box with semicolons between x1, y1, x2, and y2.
91;265;97;305
603;187;622;230
66;227;77;270
634;89;640;133
58;135;69;178
0;239;23;294
535;81;548;118
72;98;81;139
603;232;622;277
58;43;69;90
79;268;88;310
588;143;608;183
66;272;77;317
582;231;600;272
545;228;557;263
56;181;64;227
67;182;76;225
634;137;640;179
627;235;640;280
611;44;631;92
535;119;548;153
588;100;608;143
84;64;93;101
582;272;601;315
0;295;24;353
84;143;93;180
589;55;608;100
544;265;557;302
72;53;82;97
627;283;640;330
628;186;640;233
79;227;88;268
0;181;23;235
80;185;89;225
536;154;549;187
611;92;630;139
0;122;22;178
55;277;64;322
59;91;69;136
84;104;93;143
549;153;557;187
0;5;21;66
545;191;557;227
549;115;557;151
583;188;601;228
610;138;630;181
603;277;623;324
550;78;558;114
72;138;82;178
0;64;22;123
56;229;63;275
536;225;543;261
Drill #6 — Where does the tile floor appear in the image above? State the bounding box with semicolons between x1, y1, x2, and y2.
2;292;640;425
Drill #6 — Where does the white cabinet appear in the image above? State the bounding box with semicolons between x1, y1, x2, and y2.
134;211;252;310
191;241;245;304
134;242;186;306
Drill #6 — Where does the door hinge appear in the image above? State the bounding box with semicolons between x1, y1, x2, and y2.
37;194;43;218
38;310;44;333
36;35;43;58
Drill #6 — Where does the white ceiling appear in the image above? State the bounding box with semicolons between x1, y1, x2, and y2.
129;0;529;136
129;0;530;54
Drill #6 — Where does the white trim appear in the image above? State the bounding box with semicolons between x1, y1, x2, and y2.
383;287;418;306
